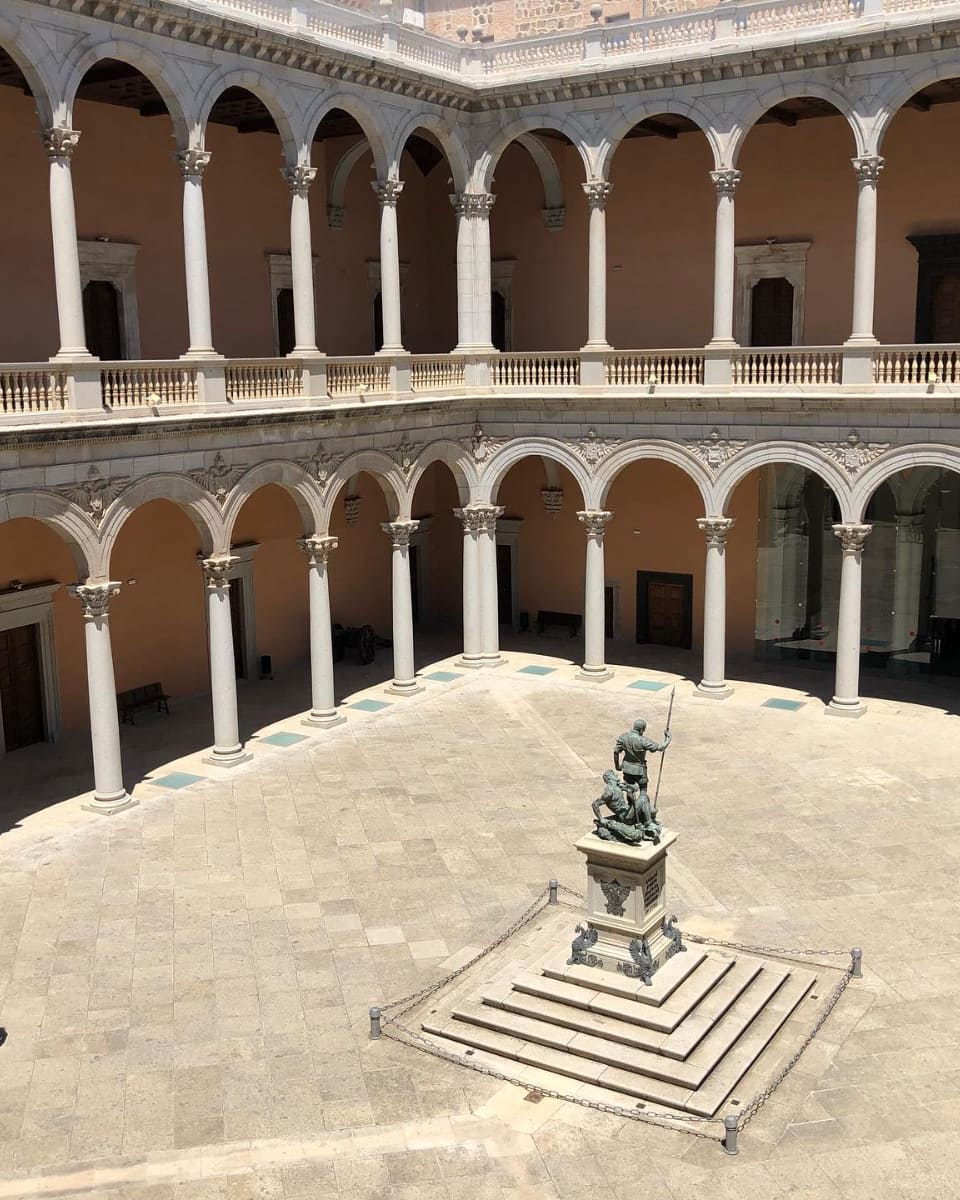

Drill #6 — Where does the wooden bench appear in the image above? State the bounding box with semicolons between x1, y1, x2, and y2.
536;610;582;637
117;682;170;725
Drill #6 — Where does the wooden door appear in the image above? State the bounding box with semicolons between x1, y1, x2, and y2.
276;287;295;356
750;276;794;346
0;624;45;751
82;280;123;359
636;571;693;649
931;273;960;343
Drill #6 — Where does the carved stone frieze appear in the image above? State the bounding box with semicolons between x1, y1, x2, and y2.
344;495;361;524
541;487;564;513
685;429;748;474
189;453;248;506
697;516;736;547
57;466;130;526
200;556;239;589
381;519;420;548
599;878;630;918
833;523;873;554
298;535;338;566
297;442;341;490
710;168;741;197
818;431;890;475
281;164;317;197
386;433;423;480
68;581;120;620
464;419;506;464
570;429;619;468
372;178;404;208
582;180;613;211
577;510;613;539
852;155;884;185
42;126;80;163
450;192;496;218
175;148;211;180
541;206;566;232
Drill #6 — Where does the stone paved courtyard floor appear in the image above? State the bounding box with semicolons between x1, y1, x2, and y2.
0;652;958;1198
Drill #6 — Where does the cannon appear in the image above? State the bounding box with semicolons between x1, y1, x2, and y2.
332;622;377;664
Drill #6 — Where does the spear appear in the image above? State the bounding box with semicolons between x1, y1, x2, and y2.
652;685;675;814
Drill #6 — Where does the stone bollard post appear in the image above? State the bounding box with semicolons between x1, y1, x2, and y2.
548;879;559;906
369;1006;382;1040
722;1114;739;1155
851;947;863;978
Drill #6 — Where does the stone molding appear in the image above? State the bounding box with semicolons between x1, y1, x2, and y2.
818;432;890;475
281;164;317;197
577;509;613;539
200;556;240;589
381;519;420;547
832;523;872;553
298;535;338;565
175;148;211;180
42;127;80;163
696;516;736;547
69;581;120;619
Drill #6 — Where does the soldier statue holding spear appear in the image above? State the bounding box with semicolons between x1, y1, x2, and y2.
592;690;675;845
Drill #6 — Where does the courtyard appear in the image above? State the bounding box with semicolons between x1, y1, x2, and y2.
0;650;956;1198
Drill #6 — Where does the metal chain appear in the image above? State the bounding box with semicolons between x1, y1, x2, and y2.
684;932;850;961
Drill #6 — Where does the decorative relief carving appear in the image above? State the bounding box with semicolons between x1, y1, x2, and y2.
852;155;884;185
386;433;423;480
175;148;211;180
327;204;346;230
200;556;238;590
541;487;564;514
599;877;630;918
577;510;613;539
567;924;602;969
297;442;341;490
298;535;338;566
68;581;120;620
281;164;317;197
833;523;872;554
582;180;613;211
372;178;404;208
818;431;890;475
189;453;248;506
450;192;496;218
696;516;736;547
42;126;80;163
463;419;506;464
344;495;361;524
710;168;741;197
57;466;129;526
685;429;748;474
381;519;420;548
570;428;619;468
541;206;566;232
454;506;488;534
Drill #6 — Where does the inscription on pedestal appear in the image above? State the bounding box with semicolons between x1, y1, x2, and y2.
643;871;661;909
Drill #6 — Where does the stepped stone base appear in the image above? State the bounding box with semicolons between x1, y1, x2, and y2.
419;912;819;1118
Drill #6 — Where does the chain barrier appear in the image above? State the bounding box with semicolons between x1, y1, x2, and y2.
374;879;860;1150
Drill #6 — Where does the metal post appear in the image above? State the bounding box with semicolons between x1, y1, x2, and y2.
851;947;862;978
722;1114;739;1155
369;1006;382;1040
548;879;559;905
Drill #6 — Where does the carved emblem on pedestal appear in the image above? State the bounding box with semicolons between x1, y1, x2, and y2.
57;466;129;526
600;878;631;918
189;453;248;506
817;431;890;475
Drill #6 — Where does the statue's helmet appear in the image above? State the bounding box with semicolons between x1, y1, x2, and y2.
633;718;647;733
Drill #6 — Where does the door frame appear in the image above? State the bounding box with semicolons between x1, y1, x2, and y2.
0;582;62;755
636;571;693;650
496;517;523;630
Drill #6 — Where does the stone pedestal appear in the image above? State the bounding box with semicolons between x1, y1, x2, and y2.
574;829;680;975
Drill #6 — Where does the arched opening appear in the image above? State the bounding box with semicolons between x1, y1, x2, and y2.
606;115;715;349
736;98;856;347
0;46;58;361
877;79;960;346
409;460;463;658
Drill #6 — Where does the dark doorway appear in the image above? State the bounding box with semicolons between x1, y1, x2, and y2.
909;234;960;342
409;544;420;624
750;277;794;346
228;577;246;679
0;624;45;750
82;280;123;359
373;292;383;352
276;287;295;356
497;543;512;625
604;585;614;639
492;291;507;351
636;571;692;649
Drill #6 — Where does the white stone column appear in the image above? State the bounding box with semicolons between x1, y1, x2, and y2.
372;179;405;353
709;168;741;346
69;583;136;813
450;194;475;350
848;156;884;344
577;510;613;681
299;536;345;727
582;181;613;348
477;504;505;667
827;524;872;717
454;507;484;666
471;193;496;351
281;164;320;355
382;520;423;695
43;127;91;359
176;149;217;357
200;557;251;764
697;517;736;698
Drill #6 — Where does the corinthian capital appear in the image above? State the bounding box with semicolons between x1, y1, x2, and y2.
697;516;736;547
710;168;741;198
42;126;80;163
577;510;613;539
298;535;338;565
200;556;238;589
852;155;884;185
69;581;120;619
833;523;872;554
372;178;404;208
454;504;503;533
381;519;419;548
281;164;317;197
450;192;496;218
176;148;211;180
582;180;613;211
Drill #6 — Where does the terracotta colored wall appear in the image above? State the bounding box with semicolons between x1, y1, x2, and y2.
328;471;393;632
413;461;464;625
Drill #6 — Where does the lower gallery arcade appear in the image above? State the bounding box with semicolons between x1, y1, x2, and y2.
1;438;956;810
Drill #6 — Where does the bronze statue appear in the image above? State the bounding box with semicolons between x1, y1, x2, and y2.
592;770;661;845
614;717;671;815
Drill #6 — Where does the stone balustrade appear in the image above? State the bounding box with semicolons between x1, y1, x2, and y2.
1;345;959;422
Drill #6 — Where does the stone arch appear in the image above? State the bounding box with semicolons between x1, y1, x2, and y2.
327;140;373;226
851;445;960;521
874;59;960;150
589;442;714;513
474;113;594;193
221;461;324;544
478;439;592;506
97;475;226;577
728;80;866;165
515;133;566;225
0;18;58;127
302;91;391;179
322;451;404;526
60;38;192;148
195;68;299;162
404;441;477;511
391;110;470;193
0;490;98;578
713;443;855;521
597;97;725;177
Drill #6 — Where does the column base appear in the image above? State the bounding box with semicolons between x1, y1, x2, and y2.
52;348;96;362
455;654;487;670
181;348;224;360
385;680;425;698
291;346;322;357
203;746;253;767
480;655;507;669
826;698;867;718
302;710;346;729
82;790;138;815
576;666;613;683
697;681;733;699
